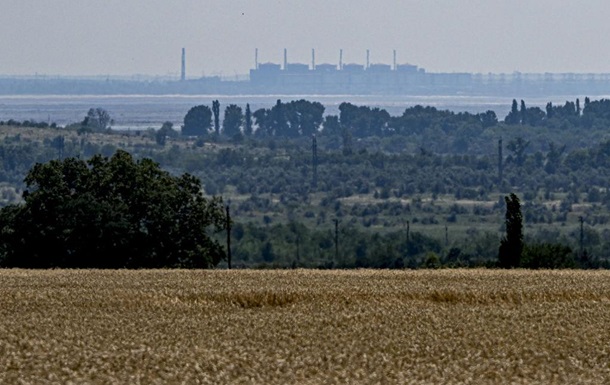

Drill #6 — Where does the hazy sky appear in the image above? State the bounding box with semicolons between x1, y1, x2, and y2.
3;0;610;77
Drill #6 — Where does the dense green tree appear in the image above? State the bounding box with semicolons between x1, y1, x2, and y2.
0;150;227;268
252;107;270;137
284;99;325;137
479;110;498;128
521;243;575;269
544;142;565;174
182;105;212;136
222;104;244;139
82;108;112;132
498;193;523;268
339;102;390;137
156;121;177;146
252;99;324;138
323;115;341;136
507;137;530;167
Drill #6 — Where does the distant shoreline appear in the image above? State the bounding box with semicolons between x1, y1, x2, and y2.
2;72;610;97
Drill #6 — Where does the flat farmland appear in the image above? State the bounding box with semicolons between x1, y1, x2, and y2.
1;269;610;384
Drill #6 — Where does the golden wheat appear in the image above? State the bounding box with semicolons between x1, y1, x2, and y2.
1;269;609;384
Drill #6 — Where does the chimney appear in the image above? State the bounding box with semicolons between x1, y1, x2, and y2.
283;48;287;70
312;48;315;70
181;48;186;81
339;49;343;70
393;50;396;71
255;48;259;69
366;49;370;69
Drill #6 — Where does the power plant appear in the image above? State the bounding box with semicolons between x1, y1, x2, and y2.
248;48;468;94
243;49;610;96
3;49;610;96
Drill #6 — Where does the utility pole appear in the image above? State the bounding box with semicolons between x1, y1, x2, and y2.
312;134;318;188
56;135;65;160
333;219;339;264
578;216;585;256
498;138;503;186
296;231;300;262
226;205;232;269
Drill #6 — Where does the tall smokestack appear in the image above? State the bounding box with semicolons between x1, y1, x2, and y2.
312;48;315;70
284;48;287;70
366;49;370;69
339;49;343;70
393;50;396;71
181;48;186;81
255;48;259;69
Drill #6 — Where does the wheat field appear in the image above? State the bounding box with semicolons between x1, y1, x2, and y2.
1;269;610;384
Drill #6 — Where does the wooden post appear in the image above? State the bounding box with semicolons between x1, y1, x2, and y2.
312;134;318;188
579;216;584;256
498;138;503;186
333;219;339;264
226;205;232;269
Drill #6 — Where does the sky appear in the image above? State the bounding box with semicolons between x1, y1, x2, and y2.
2;0;610;77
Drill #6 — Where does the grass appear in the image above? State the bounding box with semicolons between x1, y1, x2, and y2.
1;269;610;384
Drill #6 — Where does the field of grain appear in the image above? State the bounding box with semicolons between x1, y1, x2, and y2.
1;269;610;384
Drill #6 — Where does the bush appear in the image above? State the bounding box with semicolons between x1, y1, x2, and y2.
521;243;575;269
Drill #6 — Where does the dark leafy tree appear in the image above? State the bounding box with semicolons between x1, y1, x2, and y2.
156;121;177;146
507;137;530;167
284;99;325;137
182;105;212;136
82;108;112;132
479;110;498;128
521;243;574;269
498;193;523;268
522;106;545;126
323;115;341;136
252;107;271;137
544;142;565;174
339;102;390;137
252;99;324;138
0;150;227;268
222;104;244;139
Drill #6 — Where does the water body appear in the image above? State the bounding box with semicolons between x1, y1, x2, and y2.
0;94;598;130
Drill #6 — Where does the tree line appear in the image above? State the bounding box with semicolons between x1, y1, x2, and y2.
2;97;610;268
177;97;610;141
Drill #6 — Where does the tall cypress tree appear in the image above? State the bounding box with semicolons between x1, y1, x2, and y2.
244;103;253;136
212;100;220;136
498;193;523;268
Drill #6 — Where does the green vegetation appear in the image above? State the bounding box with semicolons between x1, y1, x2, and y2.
0;150;226;268
2;97;610;268
499;193;524;268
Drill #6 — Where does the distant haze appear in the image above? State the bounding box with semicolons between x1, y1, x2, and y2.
3;0;610;77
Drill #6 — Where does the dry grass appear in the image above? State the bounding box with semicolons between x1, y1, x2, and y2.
1;269;610;384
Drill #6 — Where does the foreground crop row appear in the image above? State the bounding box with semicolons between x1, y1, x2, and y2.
1;269;609;384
